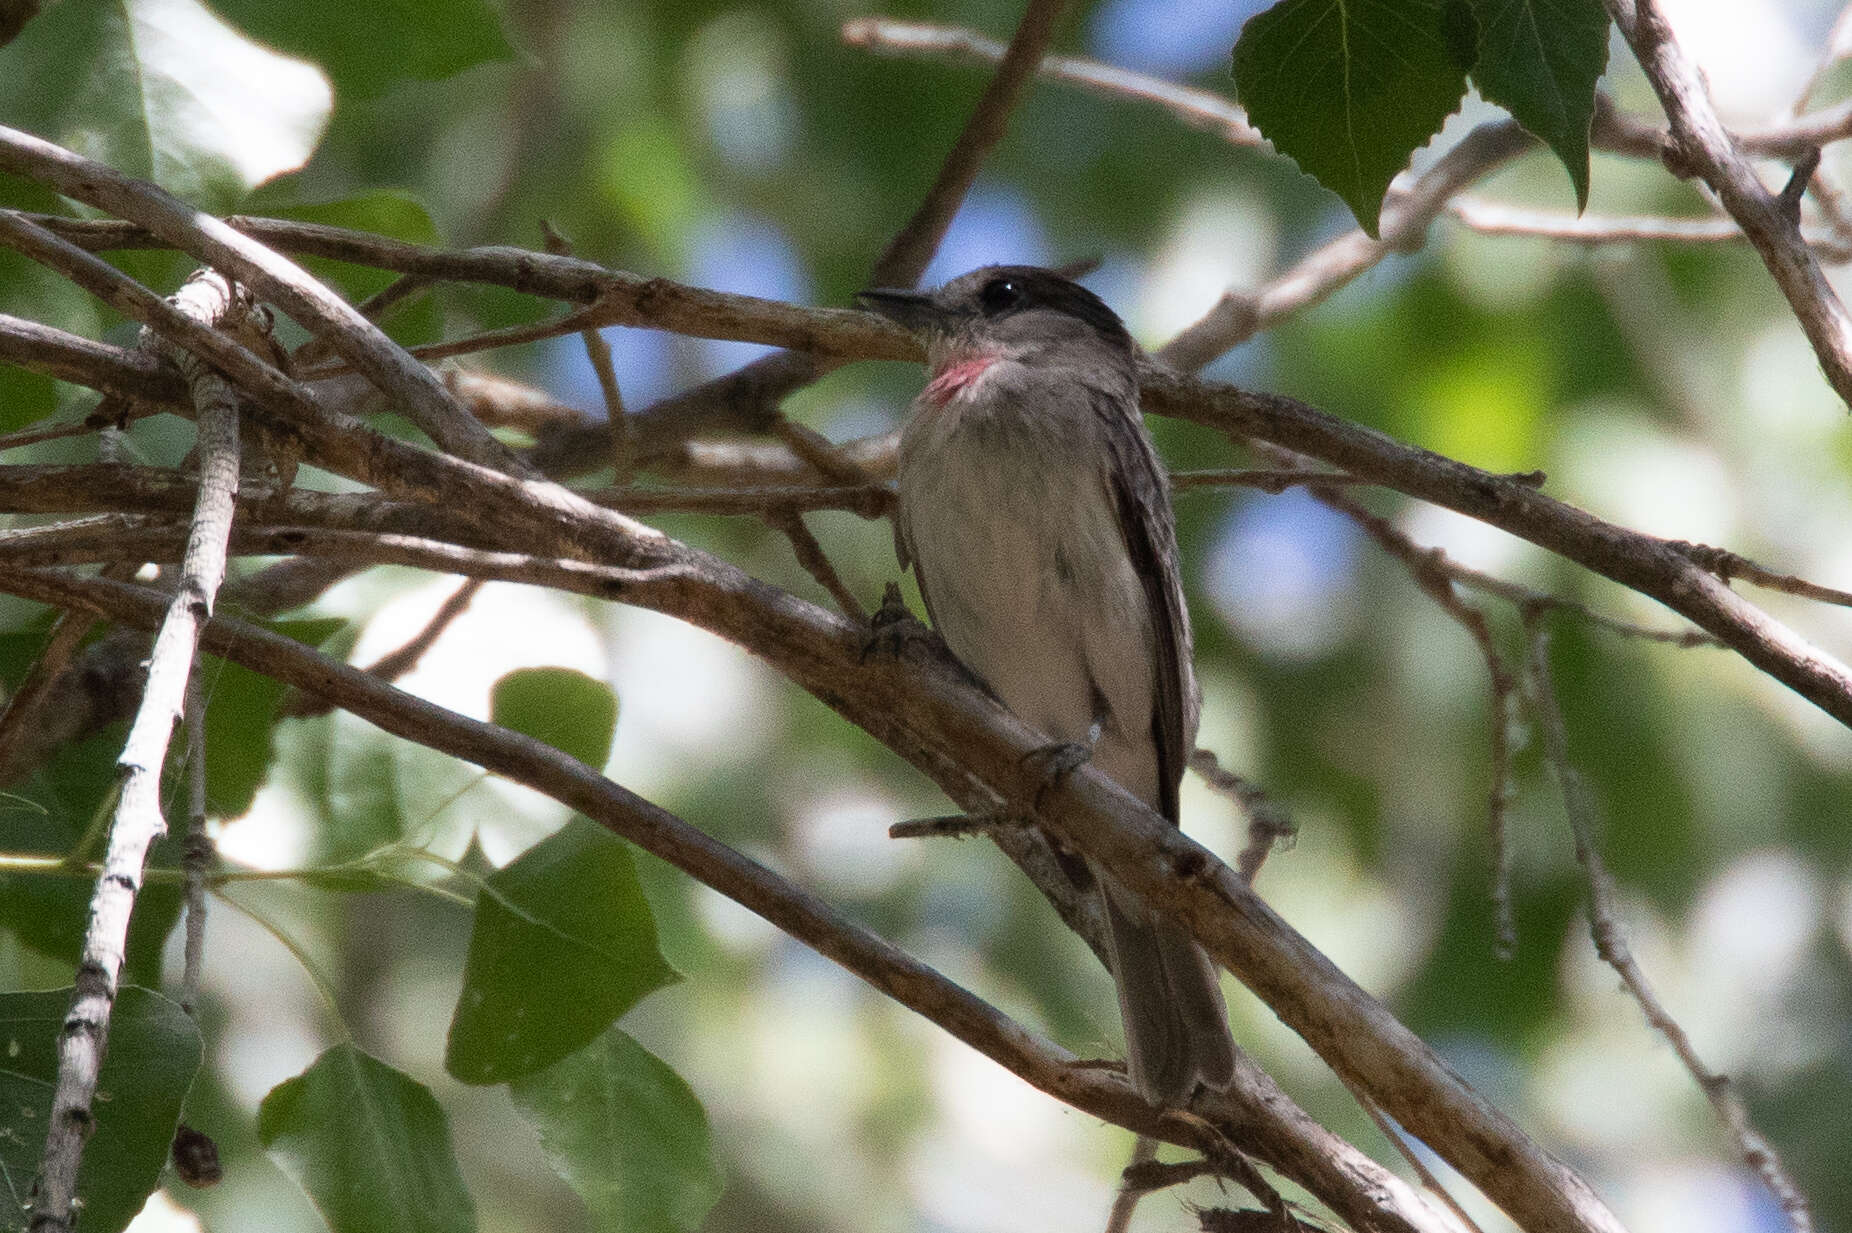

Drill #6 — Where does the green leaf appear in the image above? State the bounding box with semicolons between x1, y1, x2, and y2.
1233;0;1476;237
197;616;346;818
258;1044;476;1233
0;987;203;1233
0;178;102;335
318;709;408;862
511;1028;724;1233
0;666;181;980
489;667;619;772
204;0;513;99
1466;0;1609;209
0;0;333;211
0;364;55;434
446;819;677;1085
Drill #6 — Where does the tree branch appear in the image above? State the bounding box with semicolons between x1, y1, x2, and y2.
840;16;1266;148
867;0;1070;287
1157;121;1535;371
0;565;1453;1233
0;512;1621;1232
1138;369;1852;730
1522;618;1813;1232
0;128;522;470
1605;0;1852;409
29;270;244;1233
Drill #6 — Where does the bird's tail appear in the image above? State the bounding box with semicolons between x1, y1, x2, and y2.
1099;871;1236;1106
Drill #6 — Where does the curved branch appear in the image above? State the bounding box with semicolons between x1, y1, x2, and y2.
3;222;1847;736
0;565;1452;1233
0;133;518;470
1137;369;1852;728
0;516;1621;1232
1605;0;1852;409
28;272;244;1233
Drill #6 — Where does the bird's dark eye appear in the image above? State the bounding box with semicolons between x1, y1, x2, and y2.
977;277;1024;314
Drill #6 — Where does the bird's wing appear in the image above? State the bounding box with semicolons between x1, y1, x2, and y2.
893;493;944;631
1096;389;1194;826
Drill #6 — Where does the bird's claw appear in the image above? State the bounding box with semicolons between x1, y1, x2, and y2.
1022;741;1093;810
862;581;940;663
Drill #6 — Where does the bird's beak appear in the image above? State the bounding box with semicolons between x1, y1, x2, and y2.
855;286;941;332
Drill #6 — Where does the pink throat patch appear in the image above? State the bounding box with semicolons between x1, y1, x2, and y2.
924;354;997;405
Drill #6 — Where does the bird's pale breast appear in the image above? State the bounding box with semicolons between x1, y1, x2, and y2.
898;366;1161;806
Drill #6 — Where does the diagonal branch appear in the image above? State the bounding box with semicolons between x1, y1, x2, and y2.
0;125;520;470
1295;480;1522;955
0;517;1621;1233
1606;0;1852;410
1137;368;1852;731
867;0;1069;287
28;271;244;1233
0;565;1451;1233
1158;121;1535;371
1521;617;1813;1232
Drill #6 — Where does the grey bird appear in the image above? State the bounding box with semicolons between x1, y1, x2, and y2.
858;265;1236;1106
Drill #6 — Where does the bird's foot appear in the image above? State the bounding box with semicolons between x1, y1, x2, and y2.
1022;740;1093;811
861;581;941;663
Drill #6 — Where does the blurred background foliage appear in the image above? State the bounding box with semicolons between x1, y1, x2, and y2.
2;1;1851;1232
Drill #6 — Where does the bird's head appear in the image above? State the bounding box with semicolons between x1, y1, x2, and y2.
857;265;1135;379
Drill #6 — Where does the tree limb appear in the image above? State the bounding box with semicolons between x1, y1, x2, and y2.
28;271;244;1233
0;565;1453;1233
1605;0;1852;409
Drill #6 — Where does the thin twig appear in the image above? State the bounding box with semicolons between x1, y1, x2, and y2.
1101;1135;1159;1233
0;415;124;454
279;576;486;719
179;674;209;1015
769;510;869;622
1304;481;1522;951
1450;196;1852;260
1521;615;1814;1233
292;272;432;368
0;564;1456;1233
770;417;869;485
297;299;620;375
540;222;630;476
1186;749;1295;883
1787;2;1852;117
1680;540;1852;608
29;270;245;1233
1341;1085;1481;1233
